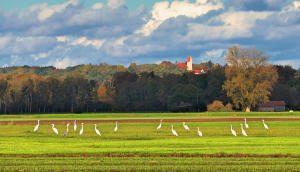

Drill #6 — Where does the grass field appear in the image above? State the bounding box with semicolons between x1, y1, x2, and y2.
0;112;300;171
0;111;300;121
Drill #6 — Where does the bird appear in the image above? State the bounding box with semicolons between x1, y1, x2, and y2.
94;124;101;136
171;125;178;136
114;121;118;132
79;123;84;135
74;120;77;131
51;124;59;135
197;127;202;136
244;118;249;129
33;120;40;132
231;124;237;136
240;124;247;136
157;119;163;130
63;123;70;136
183;122;190;131
262;120;269;130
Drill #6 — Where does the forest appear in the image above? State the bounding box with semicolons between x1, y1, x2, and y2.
0;59;299;114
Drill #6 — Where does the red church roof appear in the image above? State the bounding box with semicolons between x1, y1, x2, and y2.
187;56;191;62
177;63;187;68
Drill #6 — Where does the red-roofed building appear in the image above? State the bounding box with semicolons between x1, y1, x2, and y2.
177;56;207;74
257;101;285;112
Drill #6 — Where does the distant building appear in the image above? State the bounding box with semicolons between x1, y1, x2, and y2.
257;101;285;112
177;56;207;74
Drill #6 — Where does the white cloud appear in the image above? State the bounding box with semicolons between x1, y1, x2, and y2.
56;36;68;42
273;59;300;69
182;11;272;42
36;0;79;21
48;57;83;69
71;37;105;49
136;0;223;36
0;36;11;49
31;52;50;61
92;2;104;9
107;0;126;9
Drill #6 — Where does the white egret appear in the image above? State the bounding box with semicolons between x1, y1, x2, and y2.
244;118;249;129
63;123;70;136
79;123;84;135
74;120;77;131
183;122;190;131
171;125;178;136
114;121;118;132
240;124;247;136
157;119;162;130
197;127;203;136
231;124;237;136
33;120;40;132
94;124;101;136
262;120;269;130
51;124;59;135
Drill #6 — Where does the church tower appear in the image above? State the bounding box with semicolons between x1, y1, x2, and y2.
187;56;192;71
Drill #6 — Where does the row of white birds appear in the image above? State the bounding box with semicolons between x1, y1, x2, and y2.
33;118;269;137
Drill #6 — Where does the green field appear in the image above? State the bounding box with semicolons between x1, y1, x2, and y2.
1;112;300;171
0;111;300;121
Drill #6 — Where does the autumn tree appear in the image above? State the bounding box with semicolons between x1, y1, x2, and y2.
222;46;278;111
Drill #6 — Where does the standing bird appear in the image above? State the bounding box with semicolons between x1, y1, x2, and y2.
33;120;40;132
114;121;118;132
240;124;247;136
244;118;249;129
74;120;77;131
94;124;101;136
183;122;190;131
157;119;163;130
231;124;237;136
79;123;84;135
171;125;178;136
197;127;203;136
51;124;59;135
262;120;269;130
63;123;70;136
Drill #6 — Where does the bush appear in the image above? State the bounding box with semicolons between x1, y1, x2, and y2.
207;100;233;112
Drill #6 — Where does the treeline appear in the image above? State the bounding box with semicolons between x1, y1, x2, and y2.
0;74;110;114
0;63;299;114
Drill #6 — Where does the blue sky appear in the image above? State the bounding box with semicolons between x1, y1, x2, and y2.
0;0;299;69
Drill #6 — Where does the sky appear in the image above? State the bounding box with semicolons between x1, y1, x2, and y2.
0;0;299;69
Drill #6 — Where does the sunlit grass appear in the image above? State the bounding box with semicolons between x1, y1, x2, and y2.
0;111;300;121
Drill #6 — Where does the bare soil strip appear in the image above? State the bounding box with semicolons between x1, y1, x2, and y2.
0;153;299;158
1;118;300;125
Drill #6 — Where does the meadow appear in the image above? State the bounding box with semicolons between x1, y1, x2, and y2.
0;112;300;171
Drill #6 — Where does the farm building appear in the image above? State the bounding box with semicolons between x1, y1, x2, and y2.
257;101;285;112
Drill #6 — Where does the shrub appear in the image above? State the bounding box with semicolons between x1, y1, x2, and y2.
207;100;233;112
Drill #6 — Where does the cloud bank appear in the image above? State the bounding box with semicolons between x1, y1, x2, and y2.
0;0;299;69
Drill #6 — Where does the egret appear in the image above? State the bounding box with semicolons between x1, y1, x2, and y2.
183;122;190;131
33;120;40;132
79;123;84;135
240;124;247;136
262;120;269;130
63;123;70;136
231;124;237;136
51;124;59;135
157;119;162;130
197;127;203;136
74;120;77;131
114;121;118;132
171;125;178;136
94;124;101;136
244;118;249;129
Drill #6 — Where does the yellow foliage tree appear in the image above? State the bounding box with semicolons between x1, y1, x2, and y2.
222;46;278;111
